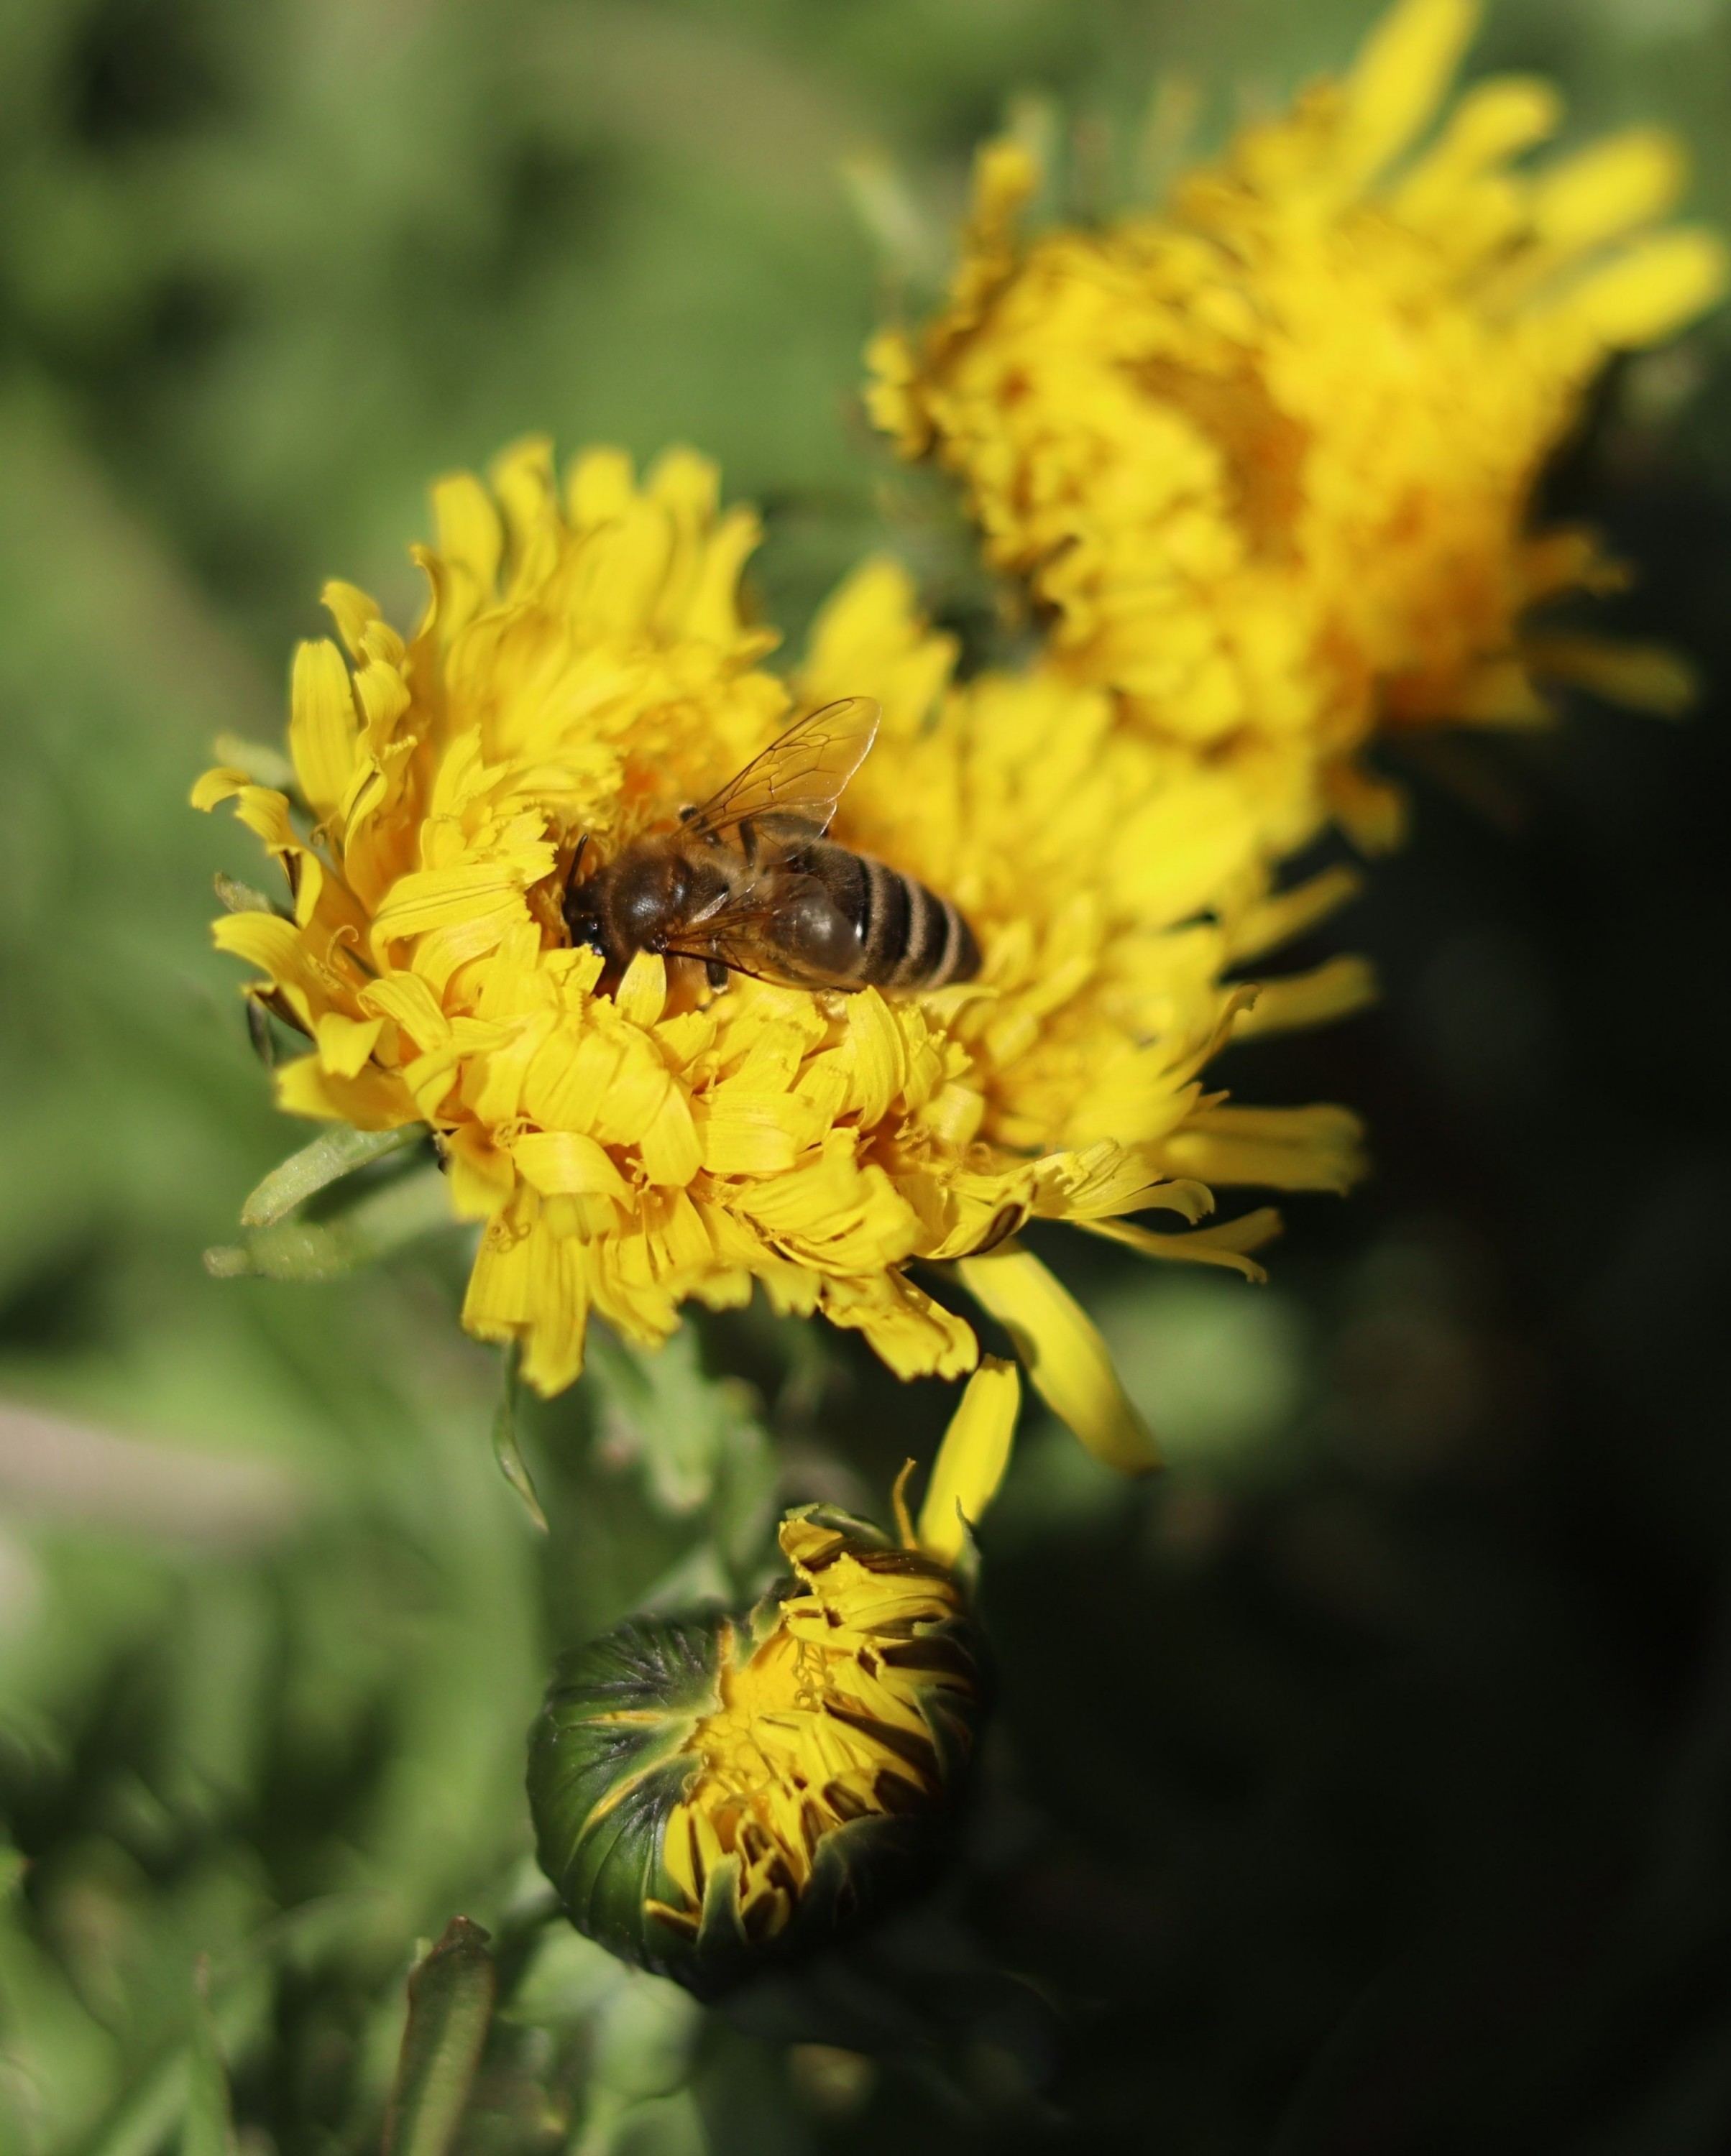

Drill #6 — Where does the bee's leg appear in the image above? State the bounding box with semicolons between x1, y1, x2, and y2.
705;960;730;992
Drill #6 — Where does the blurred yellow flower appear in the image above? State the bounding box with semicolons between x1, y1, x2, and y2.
868;0;1726;844
197;441;1362;1468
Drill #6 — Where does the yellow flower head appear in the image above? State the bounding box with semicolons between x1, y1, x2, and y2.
530;1362;1018;1991
197;439;1362;1466
868;0;1726;839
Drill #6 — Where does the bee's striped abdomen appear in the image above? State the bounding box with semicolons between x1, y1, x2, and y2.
811;845;978;991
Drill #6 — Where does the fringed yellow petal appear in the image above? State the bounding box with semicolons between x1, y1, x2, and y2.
1080;1207;1282;1282
1165;1105;1367;1193
916;1358;1020;1565
956;1248;1159;1475
1234;956;1377;1038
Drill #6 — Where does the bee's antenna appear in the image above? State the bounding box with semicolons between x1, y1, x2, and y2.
569;831;589;883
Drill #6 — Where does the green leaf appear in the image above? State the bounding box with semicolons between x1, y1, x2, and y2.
239;1123;423;1228
382;1917;497;2156
492;1346;548;1531
206;1164;454;1280
180;1960;236;2156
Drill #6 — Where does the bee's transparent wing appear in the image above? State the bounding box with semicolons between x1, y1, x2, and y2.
683;697;880;846
662;880;864;993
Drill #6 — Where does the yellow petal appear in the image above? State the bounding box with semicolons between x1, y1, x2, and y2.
513;1129;630;1200
1080;1207;1282;1282
321;579;385;660
1165;1103;1367;1193
1337;0;1479;195
273;1055;417;1131
956;1247;1159;1475
615;951;667;1029
288;639;359;829
1526;632;1696;715
314;1011;385;1079
1233;956;1377;1038
190;765;249;811
1558;226;1729;346
1530;130;1686;258
917;1358;1020;1565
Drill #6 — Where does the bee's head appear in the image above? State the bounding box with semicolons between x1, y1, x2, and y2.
561;835;606;954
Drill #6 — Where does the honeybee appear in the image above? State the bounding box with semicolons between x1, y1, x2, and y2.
561;697;980;995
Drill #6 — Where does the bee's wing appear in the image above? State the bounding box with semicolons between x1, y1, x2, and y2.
661;879;863;993
684;697;880;845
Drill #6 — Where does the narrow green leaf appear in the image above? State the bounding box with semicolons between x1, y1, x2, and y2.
73;1961;271;2156
491;1346;548;1531
382;1917;497;2156
180;1960;236;2156
206;1164;453;1280
240;1123;423;1227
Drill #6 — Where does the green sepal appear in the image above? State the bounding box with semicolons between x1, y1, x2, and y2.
491;1347;547;1531
206;1164;451;1280
239;1123;423;1228
529;1616;722;1978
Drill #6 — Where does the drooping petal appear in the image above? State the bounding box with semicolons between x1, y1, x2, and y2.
917;1357;1021;1564
956;1247;1159;1475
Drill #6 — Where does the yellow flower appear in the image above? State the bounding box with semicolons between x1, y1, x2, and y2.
868;0;1726;844
529;1361;1019;1990
197;439;1362;1468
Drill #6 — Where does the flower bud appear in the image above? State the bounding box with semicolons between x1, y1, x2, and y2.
527;1505;989;1994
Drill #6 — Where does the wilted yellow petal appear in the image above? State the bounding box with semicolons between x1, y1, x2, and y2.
956;1248;1159;1474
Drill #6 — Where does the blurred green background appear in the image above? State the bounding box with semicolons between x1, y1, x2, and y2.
4;0;1731;2149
